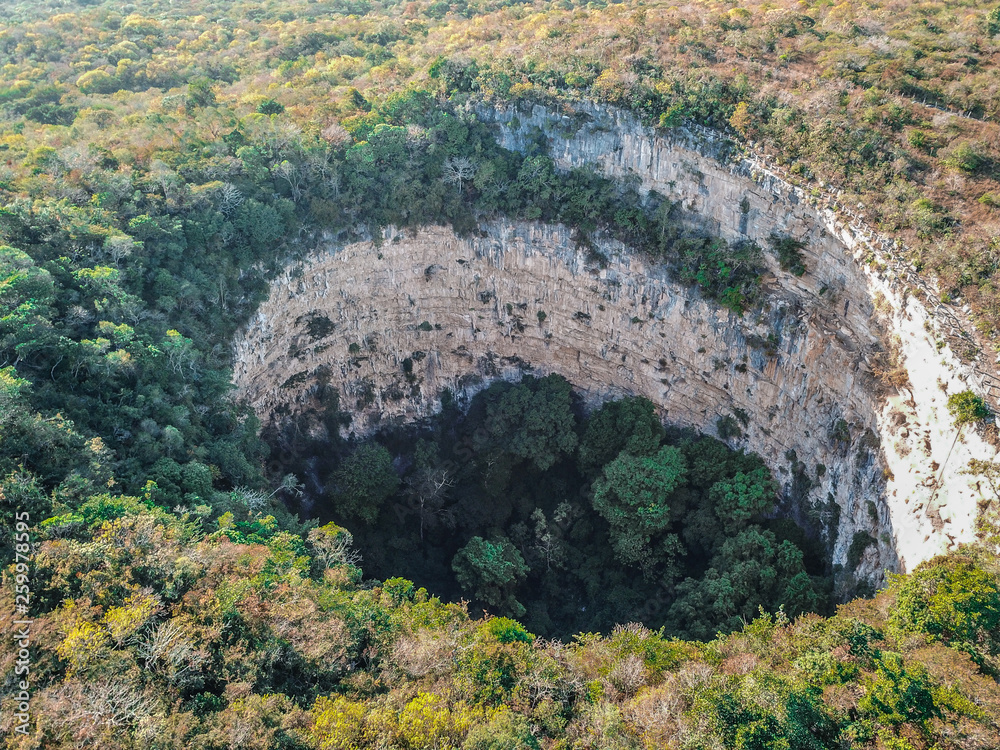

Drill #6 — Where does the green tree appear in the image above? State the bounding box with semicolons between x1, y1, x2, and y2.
0;245;56;357
592;447;687;534
768;233;807;276
327;444;399;523
185;77;216;111
476;375;579;472
452;536;529;617
668;526;822;638
77;69;121;95
577;396;663;475
256;98;284;115
709;467;776;533
592;446;687;570
232;198;286;258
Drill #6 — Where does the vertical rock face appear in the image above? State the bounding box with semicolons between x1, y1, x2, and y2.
233;104;999;589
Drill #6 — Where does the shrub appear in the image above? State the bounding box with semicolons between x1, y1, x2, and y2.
768;233;807;276
942;141;985;174
829;419;851;443
847;532;876;571
859;652;940;726
311;696;368;749
256;98;285;115
481;617;534;645
398;693;476;749
716;414;743;440
76;69;121;94
455;625;536;705
888;555;1000;661
947;390;991;426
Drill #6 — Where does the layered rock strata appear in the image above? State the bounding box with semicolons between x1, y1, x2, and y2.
233;104;999;585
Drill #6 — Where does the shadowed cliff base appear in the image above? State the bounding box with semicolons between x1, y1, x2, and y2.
264;376;836;639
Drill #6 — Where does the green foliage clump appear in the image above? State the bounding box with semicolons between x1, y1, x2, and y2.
592;446;686;570
326;443;399;523
716;413;743;440
847;531;877;571
859;651;941;727
453;537;529;617
578;396;663;475
947;390;992;426
474;374;578;472
889;554;1000;662
709;467;776;534
480;616;534;645
255;97;285;115
942;141;986;174
768;233;808;277
676;237;764;314
592;447;687;535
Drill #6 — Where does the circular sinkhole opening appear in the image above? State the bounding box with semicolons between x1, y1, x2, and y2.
231;216;998;638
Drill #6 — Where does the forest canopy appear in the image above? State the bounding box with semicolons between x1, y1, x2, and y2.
293;379;831;640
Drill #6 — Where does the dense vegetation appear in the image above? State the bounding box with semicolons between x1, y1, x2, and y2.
0;0;999;747
0;0;994;339
285;378;830;640
3;494;1000;748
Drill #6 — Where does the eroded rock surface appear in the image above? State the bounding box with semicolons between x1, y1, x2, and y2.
233;105;999;588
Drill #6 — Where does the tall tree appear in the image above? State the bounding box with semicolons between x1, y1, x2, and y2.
452;536;529;617
326;444;399;524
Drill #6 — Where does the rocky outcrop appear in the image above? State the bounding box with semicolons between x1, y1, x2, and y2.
233;103;999;588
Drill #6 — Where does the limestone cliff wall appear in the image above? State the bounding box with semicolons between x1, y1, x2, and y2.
233;104;1000;586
